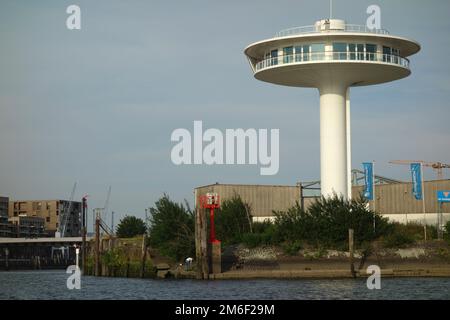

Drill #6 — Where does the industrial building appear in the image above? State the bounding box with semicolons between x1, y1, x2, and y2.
8;200;81;237
195;180;450;225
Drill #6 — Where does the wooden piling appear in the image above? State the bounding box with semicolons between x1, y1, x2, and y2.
82;226;87;275
200;208;209;279
5;248;8;270
140;234;147;278
94;217;100;276
349;228;356;277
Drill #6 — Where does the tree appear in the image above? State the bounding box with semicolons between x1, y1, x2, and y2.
116;215;146;238
148;194;195;261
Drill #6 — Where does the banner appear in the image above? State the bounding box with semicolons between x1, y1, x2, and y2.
437;190;450;203
363;162;373;200
411;163;423;200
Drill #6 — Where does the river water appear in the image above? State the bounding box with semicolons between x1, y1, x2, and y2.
0;271;449;300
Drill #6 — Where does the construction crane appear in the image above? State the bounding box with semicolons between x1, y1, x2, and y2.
389;160;450;180
57;182;77;238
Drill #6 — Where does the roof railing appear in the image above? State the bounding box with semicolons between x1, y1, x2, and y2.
275;24;390;38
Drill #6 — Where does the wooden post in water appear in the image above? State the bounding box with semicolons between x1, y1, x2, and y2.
82;196;87;275
200;208;209;279
94;217;100;276
5;248;9;270
140;234;147;278
349;228;356;278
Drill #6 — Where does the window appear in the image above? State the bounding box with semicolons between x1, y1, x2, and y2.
383;46;391;62
392;48;400;64
357;44;364;60
333;43;347;60
46;217;50;222
283;46;293;63
302;45;310;61
366;44;377;61
294;46;302;61
311;43;325;60
349;44;356;60
270;49;278;66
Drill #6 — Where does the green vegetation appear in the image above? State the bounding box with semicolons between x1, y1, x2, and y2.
116;216;146;238
148;194;195;261
145;193;446;261
215;195;252;245
273;195;390;248
445;221;450;242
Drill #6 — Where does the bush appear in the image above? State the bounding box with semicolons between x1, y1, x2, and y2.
148;194;195;261
281;240;303;256
444;221;450;241
273;195;390;248
381;222;440;247
215;195;252;244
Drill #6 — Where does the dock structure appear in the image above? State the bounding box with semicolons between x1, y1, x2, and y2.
0;237;92;270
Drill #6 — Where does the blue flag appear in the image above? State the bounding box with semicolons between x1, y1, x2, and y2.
411;163;423;200
363;162;373;200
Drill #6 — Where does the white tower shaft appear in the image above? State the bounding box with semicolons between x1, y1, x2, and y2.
319;84;348;199
346;88;352;200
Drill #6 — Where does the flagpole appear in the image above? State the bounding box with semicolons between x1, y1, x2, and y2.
421;163;427;241
373;160;376;232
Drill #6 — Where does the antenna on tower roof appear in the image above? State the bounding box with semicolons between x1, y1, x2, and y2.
330;0;333;19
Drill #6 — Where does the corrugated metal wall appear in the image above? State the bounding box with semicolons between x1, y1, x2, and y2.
352;180;450;214
195;180;450;218
195;184;300;218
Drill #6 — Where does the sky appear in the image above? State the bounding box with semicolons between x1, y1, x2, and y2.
0;0;449;230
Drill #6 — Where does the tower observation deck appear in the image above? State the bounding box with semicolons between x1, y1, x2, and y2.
244;19;421;199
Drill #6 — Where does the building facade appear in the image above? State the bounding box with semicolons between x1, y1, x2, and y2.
195;184;303;222
0;196;12;237
195;180;450;225
8;216;46;238
0;196;8;218
8;200;81;237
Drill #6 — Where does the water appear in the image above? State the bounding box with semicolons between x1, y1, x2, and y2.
0;270;449;300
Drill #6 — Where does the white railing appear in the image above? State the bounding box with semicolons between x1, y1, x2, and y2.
255;52;409;71
275;24;390;38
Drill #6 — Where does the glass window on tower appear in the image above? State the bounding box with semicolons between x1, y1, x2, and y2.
283;46;293;64
392;48;400;64
357;44;364;60
294;46;302;62
366;44;377;61
349;44;356;60
332;43;347;60
302;44;310;61
271;49;278;66
383;46;391;62
311;43;325;60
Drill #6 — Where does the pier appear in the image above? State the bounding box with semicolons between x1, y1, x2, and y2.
0;237;92;270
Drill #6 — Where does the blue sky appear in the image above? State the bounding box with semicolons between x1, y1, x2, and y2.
0;0;449;229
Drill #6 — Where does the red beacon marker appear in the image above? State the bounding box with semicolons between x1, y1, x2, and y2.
199;193;220;244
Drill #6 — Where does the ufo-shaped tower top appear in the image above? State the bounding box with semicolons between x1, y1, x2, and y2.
244;19;421;88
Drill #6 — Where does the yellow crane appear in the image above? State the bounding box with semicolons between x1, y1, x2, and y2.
389;160;450;180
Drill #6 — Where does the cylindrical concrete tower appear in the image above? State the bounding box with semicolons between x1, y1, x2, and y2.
244;19;420;198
